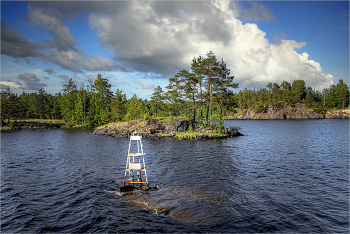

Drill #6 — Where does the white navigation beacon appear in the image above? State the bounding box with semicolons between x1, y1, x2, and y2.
123;129;148;187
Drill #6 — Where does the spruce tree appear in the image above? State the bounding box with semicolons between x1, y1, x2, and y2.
150;86;164;118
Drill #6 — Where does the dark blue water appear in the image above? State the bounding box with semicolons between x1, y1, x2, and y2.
1;119;349;233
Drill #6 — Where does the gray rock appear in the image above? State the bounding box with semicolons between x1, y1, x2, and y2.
176;120;190;132
197;134;209;139
215;135;227;139
227;130;244;137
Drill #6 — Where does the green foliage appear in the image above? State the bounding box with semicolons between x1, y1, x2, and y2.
312;101;326;115
291;80;306;104
111;89;127;122
9;120;16;129
172;131;226;140
89;74;113;125
143;112;150;121
198;120;206;129
188;121;193;132
304;90;313;108
2;50;348;128
255;102;265;113
124;94;146;121
212;114;225;133
325;79;349;109
232;78;348;114
150;86;164;118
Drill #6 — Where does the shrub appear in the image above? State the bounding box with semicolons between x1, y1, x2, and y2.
198;120;206;129
215;116;225;133
9;121;16;130
143;112;150;121
188;121;193;132
312;102;325;115
255;103;264;113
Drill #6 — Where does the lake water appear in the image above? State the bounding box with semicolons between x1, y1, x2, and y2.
1;119;349;233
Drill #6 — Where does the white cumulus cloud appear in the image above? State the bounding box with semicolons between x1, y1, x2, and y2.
87;1;333;90
5;1;334;92
133;78;157;90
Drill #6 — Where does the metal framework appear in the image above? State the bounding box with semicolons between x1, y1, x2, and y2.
124;130;148;186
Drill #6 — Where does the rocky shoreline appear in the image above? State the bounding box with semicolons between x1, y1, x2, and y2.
3;105;348;132
92;119;243;139
0;119;95;131
227;103;349;120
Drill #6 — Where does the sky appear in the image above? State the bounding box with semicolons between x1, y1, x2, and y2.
1;0;349;100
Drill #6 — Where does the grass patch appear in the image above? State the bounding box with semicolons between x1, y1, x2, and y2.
16;119;61;124
0;126;13;131
171;131;226;140
96;124;108;129
154;117;188;123
97;120;147;130
70;124;93;129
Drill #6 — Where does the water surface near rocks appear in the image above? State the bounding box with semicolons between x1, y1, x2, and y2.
1;119;349;233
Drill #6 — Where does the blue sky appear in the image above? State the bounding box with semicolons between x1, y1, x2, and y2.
1;1;349;100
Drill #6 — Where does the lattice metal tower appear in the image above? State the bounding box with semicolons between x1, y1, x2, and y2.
124;130;148;187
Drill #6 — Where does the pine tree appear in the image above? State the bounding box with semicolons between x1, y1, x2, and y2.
281;81;292;104
61;78;77;123
304;89;313;108
111;89;127;122
90;74;113;125
291;80;306;104
124;94;145;122
217;58;238;116
203;51;220;124
1;88;20;125
191;56;206;121
336;79;349;109
150;86;164;118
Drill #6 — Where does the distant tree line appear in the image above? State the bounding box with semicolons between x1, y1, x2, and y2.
1;51;349;127
234;79;349;115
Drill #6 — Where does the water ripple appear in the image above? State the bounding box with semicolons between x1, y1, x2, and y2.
1;120;349;233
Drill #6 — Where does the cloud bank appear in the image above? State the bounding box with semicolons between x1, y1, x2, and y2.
1;1;334;91
87;1;333;90
133;78;157;90
17;73;47;91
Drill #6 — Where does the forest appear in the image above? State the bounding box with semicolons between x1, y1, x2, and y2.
1;51;349;127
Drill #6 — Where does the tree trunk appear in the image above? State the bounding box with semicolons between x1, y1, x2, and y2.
176;115;177;131
210;83;213;125
200;105;203;122
209;64;213;125
220;85;223;117
200;80;203;121
155;103;157;118
83;92;85;125
192;93;196;123
206;101;209;124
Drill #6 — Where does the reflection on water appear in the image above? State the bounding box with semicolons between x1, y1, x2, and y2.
1;119;349;233
112;186;229;225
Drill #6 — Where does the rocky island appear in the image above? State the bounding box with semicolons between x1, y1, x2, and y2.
93;118;243;140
